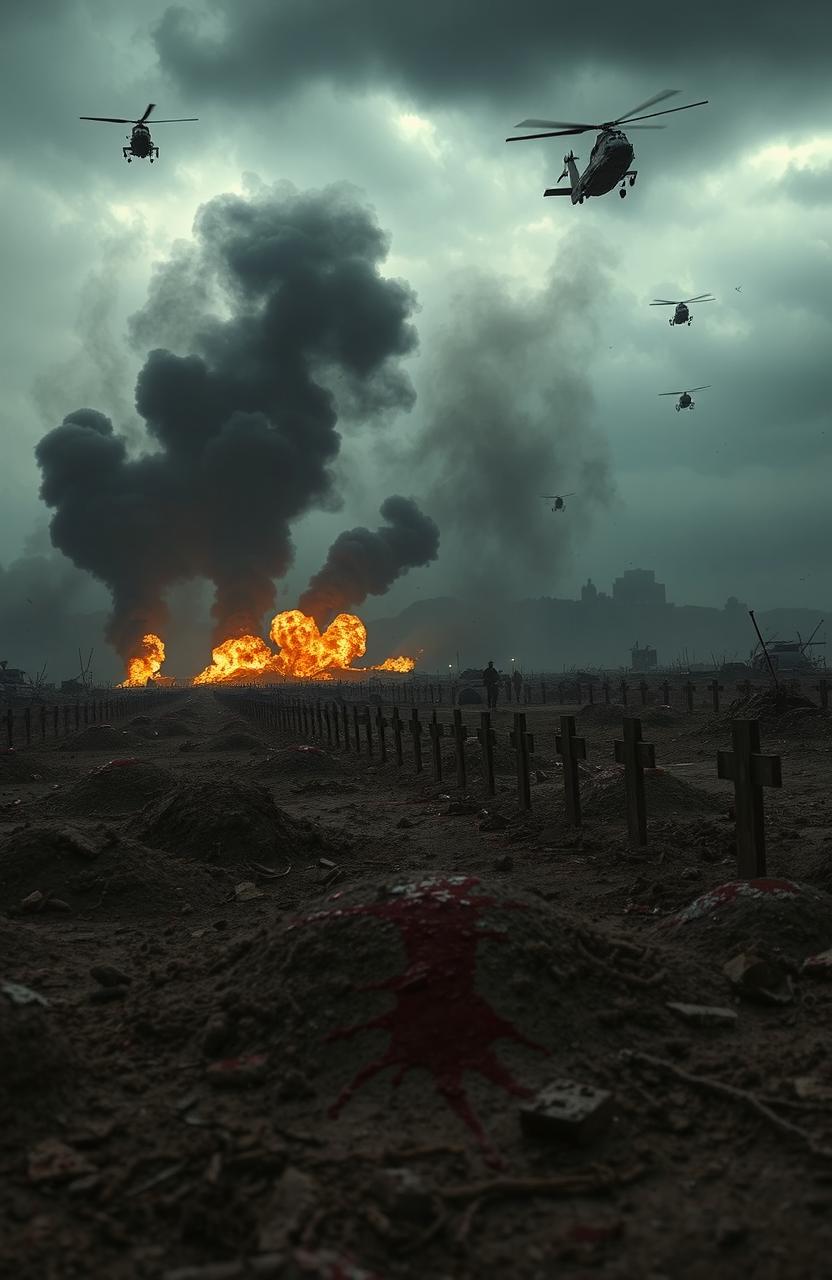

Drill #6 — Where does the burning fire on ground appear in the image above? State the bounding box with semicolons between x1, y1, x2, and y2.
121;612;415;686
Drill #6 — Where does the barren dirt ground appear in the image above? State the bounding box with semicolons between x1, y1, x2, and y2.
2;690;832;1280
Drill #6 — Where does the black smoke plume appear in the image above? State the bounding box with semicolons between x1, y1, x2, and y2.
298;495;439;626
35;181;420;660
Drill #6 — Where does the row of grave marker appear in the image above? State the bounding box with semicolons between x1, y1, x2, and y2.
1;689;176;750
228;693;782;879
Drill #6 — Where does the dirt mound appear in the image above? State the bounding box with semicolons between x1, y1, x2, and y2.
140;777;320;865
660;879;832;960
217;874;721;1166
209;732;268;753
46;759;176;816
640;706;680;727
0;824;227;917
153;717;194;737
0;748;52;783
577;702;629;727
582;765;723;822
252;746;346;778
439;736;522;779
59;724;143;752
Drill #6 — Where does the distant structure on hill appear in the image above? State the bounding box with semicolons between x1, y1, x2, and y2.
613;569;666;607
631;641;658;672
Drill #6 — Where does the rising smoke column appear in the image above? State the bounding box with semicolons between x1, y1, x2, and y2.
298;495;439;626
35;181;419;660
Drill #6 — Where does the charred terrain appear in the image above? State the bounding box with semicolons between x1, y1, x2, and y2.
2;688;832;1279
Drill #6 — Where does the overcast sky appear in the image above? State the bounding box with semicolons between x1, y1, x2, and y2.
1;0;830;676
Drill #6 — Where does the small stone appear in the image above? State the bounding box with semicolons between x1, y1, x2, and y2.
371;1167;435;1224
802;948;832;979
519;1079;614;1144
666;1002;738;1027
723;952;794;1005
21;891;45;913
494;854;514;872
396;816;414;829
90;965;131;988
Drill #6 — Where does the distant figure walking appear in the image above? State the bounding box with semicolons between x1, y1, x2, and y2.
512;669;523;703
482;661;500;710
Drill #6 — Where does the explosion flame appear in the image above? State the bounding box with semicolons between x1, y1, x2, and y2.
117;633;167;688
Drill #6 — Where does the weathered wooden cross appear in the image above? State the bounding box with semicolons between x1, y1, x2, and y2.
613;717;656;846
709;679;724;714
477;711;496;796
639;681;649;707
717;719;782;876
452;709;467;789
363;706;374;757
341;703;350;751
391;707;404;766
409;708;423;773
352;704;362;754
602;681;611;705
509;711;535;811
429;713;445;782
555;714;587;827
661;680;670;706
815;678;829;710
619;679;629;707
684;681;696;713
374;704;388;763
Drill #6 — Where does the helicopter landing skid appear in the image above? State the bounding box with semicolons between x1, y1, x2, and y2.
619;170;638;197
123;147;159;162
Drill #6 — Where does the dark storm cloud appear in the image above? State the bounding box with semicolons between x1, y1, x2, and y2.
0;551;112;683
35;181;419;659
298;495;439;625
410;230;615;599
775;161;832;207
154;1;831;103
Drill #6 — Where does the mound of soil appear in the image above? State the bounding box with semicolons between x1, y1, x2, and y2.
46;759;176;816
639;706;680;727
439;737;523;780
0;748;52;783
252;746;346;779
660;878;832;960
582;764;723;821
209;732;268;753
59;725;143;752
153;717;194;737
140;777;321;866
216;874;721;1166
0;824;227;917
577;703;629;727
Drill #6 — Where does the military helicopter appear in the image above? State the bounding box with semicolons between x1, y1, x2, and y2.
658;386;711;412
79;103;198;162
650;294;715;326
506;90;707;203
542;493;575;512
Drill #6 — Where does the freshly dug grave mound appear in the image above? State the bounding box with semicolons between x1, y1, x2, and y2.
214;874;722;1168
660;879;832;961
0;748;53;783
438;736;524;779
209;731;268;753
140;776;322;865
59;724;144;752
152;717;194;737
251;745;347;779
577;702;629;728
582;764;723;821
46;758;176;816
0;823;227;917
639;706;680;727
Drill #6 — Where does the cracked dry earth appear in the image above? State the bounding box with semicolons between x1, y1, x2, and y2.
1;690;832;1280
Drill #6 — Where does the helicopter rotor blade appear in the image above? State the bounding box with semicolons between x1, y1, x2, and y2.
618;124;666;129
146;118;199;123
650;300;678;306
689;385;711;392
506;127;586;142
139;103;156;123
681;295;715;303
613;99;709;126
658;391;684;397
613;89;680;123
513;118;597;130
80;116;135;124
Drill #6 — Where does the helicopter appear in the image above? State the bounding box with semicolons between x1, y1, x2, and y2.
658;386;711;412
79;103;198;162
650;294;715;326
506;89;707;203
542;493;575;512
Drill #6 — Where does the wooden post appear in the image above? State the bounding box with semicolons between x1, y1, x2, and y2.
619;679;629;707
324;705;333;746
477;711;496;797
4;709;12;748
375;705;388;763
602;681;610;705
509;712;534;812
352;704;362;754
717;720;782;877
39;706;46;741
587;681;594;705
639;680;649;707
613;718;656;847
815;678;829;710
661;680;670;706
342;703;351;751
557;681;565;703
409;708;423;773
684;681;695;713
540;681;547;705
555;715;587;827
363;706;374;757
391;707;404;766
52;705;58;738
24;708;31;746
452;709;467;789
429;713;445;782
709;679;723;714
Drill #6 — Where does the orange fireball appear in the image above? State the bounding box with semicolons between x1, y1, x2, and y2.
118;633;166;688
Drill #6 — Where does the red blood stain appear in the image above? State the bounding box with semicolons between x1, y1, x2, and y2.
289;876;549;1166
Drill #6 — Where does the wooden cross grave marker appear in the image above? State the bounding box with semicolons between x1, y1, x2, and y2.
452;709;467;789
613;717;656;846
815;678;829;711
477;711;496;797
341;702;350;751
555;715;587;827
409;708;423;773
429;713;445;782
509;711;535;811
709;679;724;714
374;704;388;763
717;719;782;877
639;681;649;707
363;705;374;757
684;681;696;713
391;707;404;766
661;680;671;706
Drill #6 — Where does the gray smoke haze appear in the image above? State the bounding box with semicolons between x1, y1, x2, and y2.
298;495;439;625
35;181;420;660
408;229;615;600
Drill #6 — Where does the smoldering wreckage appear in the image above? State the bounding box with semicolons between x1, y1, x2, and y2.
3;192;832;1280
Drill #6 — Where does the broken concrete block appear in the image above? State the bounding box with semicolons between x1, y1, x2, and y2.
666;1002;738;1027
519;1079;614;1144
722;953;794;1005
